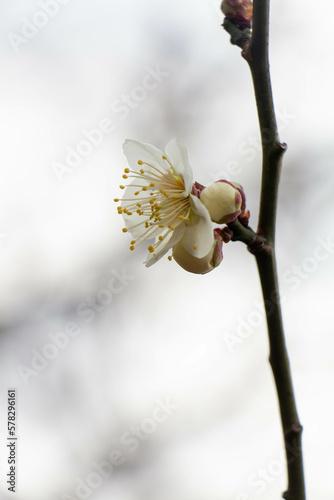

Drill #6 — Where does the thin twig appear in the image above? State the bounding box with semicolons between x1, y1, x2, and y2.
224;1;306;498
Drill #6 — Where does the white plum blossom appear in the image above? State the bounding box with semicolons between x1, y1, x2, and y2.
115;138;215;269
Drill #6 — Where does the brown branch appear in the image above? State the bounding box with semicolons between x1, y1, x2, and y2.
224;1;306;498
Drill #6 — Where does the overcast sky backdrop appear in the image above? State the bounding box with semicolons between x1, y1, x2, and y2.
0;1;334;499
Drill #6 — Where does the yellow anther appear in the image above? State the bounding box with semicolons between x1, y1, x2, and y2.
168;255;172;261
149;183;155;187
124;168;130;173
162;155;167;160
142;186;147;191
158;236;163;241
193;244;197;250
168;225;175;230
119;185;125;189
122;228;128;233
134;191;139;196
127;211;132;215
138;160;143;165
136;203;141;207
114;198;119;202
130;246;135;251
145;222;149;228
140;169;145;174
122;174;128;179
159;224;164;228
178;215;186;220
148;245;154;253
131;240;136;244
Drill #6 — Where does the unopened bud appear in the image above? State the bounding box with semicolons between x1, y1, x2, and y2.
199;180;242;224
221;0;253;29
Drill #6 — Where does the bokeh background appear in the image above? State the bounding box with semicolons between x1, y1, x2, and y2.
0;1;333;498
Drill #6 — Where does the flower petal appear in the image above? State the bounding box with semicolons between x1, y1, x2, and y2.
123;139;169;174
173;240;218;275
165;138;193;193
145;224;185;267
172;245;213;274
173;228;223;274
180;195;214;258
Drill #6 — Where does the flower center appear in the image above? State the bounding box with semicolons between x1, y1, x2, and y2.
114;155;192;255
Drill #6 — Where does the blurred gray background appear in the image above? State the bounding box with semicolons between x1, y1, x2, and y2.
0;0;333;498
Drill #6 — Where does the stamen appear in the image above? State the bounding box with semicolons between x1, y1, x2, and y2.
191;217;199;251
162;155;174;169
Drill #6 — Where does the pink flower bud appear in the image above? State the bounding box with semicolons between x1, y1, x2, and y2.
199;180;242;224
221;0;253;29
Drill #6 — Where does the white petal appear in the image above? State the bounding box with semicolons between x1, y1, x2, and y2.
123;139;169;174
145;224;185;267
180;195;214;258
173;241;215;275
165;138;193;193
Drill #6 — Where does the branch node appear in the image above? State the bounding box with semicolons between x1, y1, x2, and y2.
285;421;303;437
247;236;271;255
241;42;253;62
270;141;288;162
